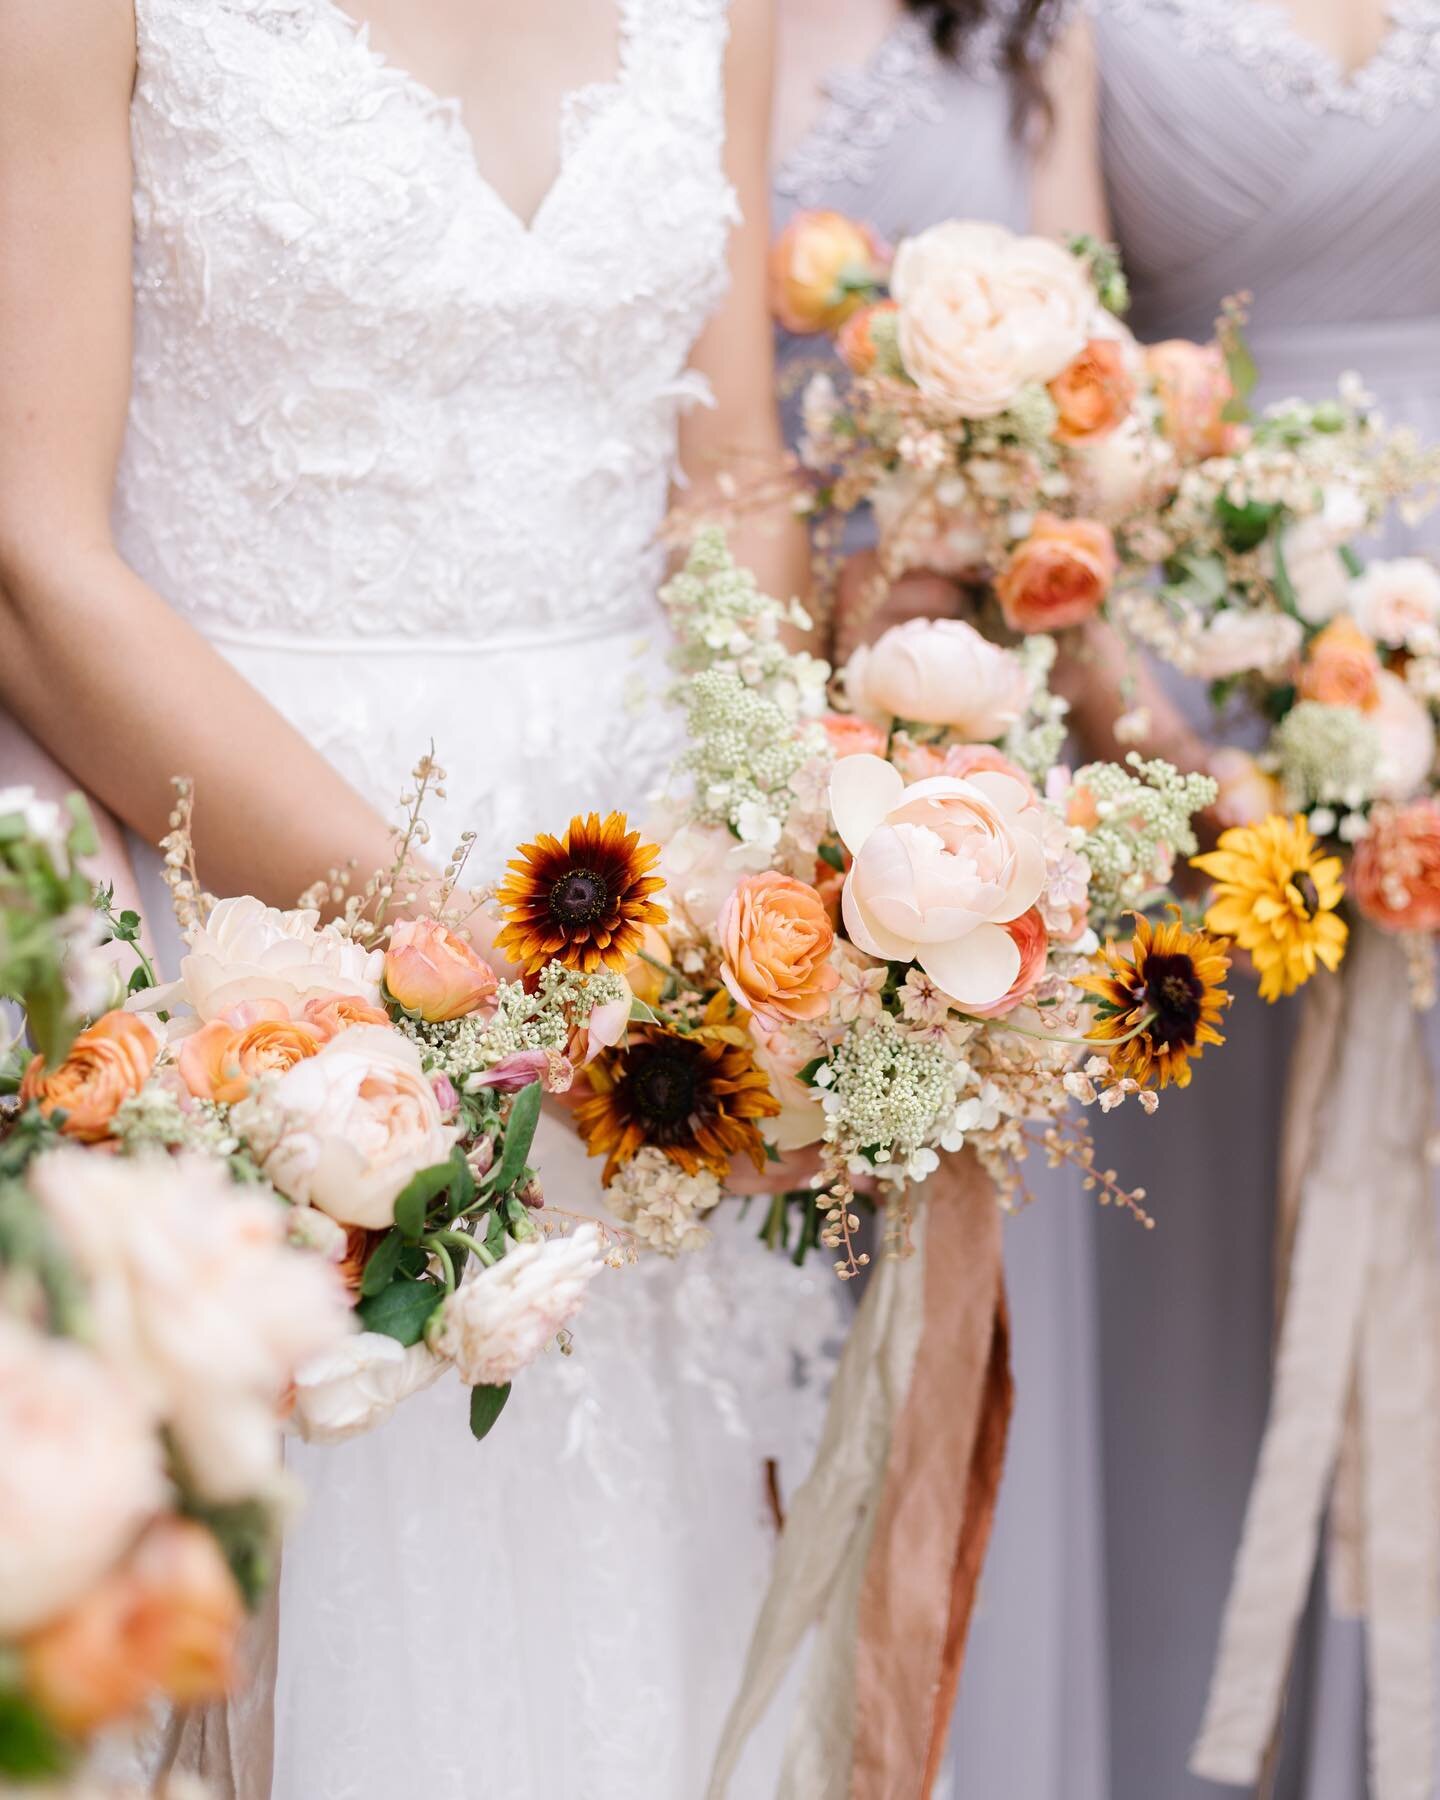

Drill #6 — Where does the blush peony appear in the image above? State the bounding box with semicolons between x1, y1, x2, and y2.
1369;668;1437;802
843;616;1031;739
890;221;1093;417
830;754;1047;1009
1350;557;1440;651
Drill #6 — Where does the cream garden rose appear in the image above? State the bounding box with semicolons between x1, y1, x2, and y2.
427;1226;604;1388
1370;667;1437;802
0;1319;167;1636
1182;608;1304;681
1350;557;1440;651
843;616;1031;740
830;754;1047;1009
240;1025;454;1229
152;895;384;1023
890;221;1093;417
290;1334;447;1444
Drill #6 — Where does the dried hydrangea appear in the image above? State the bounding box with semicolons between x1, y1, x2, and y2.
1272;700;1382;811
605;1147;722;1256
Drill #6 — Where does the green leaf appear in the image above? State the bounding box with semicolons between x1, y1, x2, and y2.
64;792;99;858
445;1143;476;1219
817;841;846;873
629;996;661;1024
178;1498;276;1611
486;1081;543;1194
469;1381;511;1441
1339;543;1365;578
483;1207;506;1256
796;1056;827;1086
1270;527;1301;617
0;1689;74;1779
127;962;154;995
1220;325;1258;423
1216;495;1279;553
358;1229;404;1297
356;1277;443;1347
391;1161;456;1239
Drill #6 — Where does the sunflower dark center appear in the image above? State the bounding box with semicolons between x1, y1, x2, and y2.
548;867;610;926
1142;952;1205;1049
627;1046;699;1132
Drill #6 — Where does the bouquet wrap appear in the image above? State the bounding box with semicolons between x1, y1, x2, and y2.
1192;924;1440;1800
709;1151;1011;1800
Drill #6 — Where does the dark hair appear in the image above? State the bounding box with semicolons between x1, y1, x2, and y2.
904;1;1067;134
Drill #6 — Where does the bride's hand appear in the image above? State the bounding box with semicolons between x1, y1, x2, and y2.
725;1142;825;1197
832;549;963;665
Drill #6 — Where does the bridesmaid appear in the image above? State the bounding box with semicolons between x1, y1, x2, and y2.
770;7;1114;1796
1089;2;1440;1795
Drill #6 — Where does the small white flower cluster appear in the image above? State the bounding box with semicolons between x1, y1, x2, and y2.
815;1012;985;1185
1001;633;1069;783
110;1086;243;1162
1271;699;1382;815
1075;754;1217;930
604;1147;723;1256
401;965;628;1079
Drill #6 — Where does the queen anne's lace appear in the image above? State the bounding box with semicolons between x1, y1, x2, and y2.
1100;0;1440;122
121;0;737;648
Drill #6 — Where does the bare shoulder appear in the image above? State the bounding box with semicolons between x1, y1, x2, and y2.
0;0;135;119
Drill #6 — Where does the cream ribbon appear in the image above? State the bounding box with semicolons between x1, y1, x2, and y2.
1191;924;1439;1799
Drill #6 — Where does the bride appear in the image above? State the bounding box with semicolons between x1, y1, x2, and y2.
0;0;843;1793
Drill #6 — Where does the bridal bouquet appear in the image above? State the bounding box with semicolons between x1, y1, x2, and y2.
0;792;353;1785
578;531;1232;1272
1;778;633;1454
772;211;1171;633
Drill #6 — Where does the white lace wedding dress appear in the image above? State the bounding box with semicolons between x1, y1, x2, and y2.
119;2;842;1793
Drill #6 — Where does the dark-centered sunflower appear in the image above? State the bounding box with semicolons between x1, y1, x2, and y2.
495;811;667;976
1079;910;1231;1091
575;993;781;1183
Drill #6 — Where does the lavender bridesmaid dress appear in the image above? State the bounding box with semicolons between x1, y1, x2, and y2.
773;15;1111;1798
1094;6;1440;1795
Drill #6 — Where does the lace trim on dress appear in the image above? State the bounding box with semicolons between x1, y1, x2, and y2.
1099;0;1440;123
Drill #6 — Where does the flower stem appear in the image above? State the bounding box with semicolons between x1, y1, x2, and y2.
961;1008;1159;1051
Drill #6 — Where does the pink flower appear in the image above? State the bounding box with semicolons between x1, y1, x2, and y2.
570;996;630;1067
961;908;1050;1017
1370;667;1438;802
384;918;498;1023
1352;800;1440;933
820;714;889;760
844;617;1031;739
472;1049;573;1094
1351;557;1440;652
430;1072;460;1118
831;754;1047;1009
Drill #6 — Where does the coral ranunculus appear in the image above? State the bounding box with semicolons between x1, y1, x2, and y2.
769;210;888;335
22;1519;243;1734
1145;338;1240;462
962;907;1050;1018
301;992;392;1041
996;513;1117;633
1351;800;1440;933
718;873;840;1028
836;298;899;373
831;754;1047;1010
1049;338;1136;444
1296;616;1381;710
820;713;889;760
384;917;498;1022
20;1010;159;1142
179;1012;321;1106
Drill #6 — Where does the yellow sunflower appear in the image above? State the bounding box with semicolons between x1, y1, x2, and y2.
1079;910;1232;1091
575;992;781;1184
1192;814;1348;1002
495;811;667;976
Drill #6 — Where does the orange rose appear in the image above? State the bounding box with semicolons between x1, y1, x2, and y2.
1066;783;1101;831
820;713;889;760
836;299;898;374
23;1518;242;1735
718;873;840;1028
935;745;1038;792
179;1013;322;1106
1145;339;1240;463
301;992;393;1041
1049;338;1136;445
963;907;1050;1018
996;513;1118;634
1297;617;1381;710
1351;800;1440;934
20;1011;158;1142
384;918;498;1023
770;210;887;335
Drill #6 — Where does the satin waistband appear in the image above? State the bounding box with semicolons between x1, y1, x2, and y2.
201;609;659;656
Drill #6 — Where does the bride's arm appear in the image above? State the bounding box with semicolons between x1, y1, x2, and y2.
0;1;401;907
678;0;812;612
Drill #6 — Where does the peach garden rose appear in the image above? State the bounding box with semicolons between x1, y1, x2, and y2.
769;210;888;335
830;754;1047;1009
1296;616;1381;710
996;513;1118;634
1351;799;1440;933
384;916;498;1022
179;1005;321;1105
1048;337;1136;444
1145;339;1239;462
717;872;840;1028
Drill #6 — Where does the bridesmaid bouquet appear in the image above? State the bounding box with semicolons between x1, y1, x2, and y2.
772;210;1168;634
0;792;352;1785
578;532;1232;1273
1109;377;1440;1001
1;779;637;1459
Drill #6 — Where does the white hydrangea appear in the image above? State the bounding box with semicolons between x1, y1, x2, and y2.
1272;700;1383;811
606;1148;723;1256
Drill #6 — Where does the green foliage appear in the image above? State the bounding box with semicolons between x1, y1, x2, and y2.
484;1081;542;1196
180;1498;278;1612
356;1277;443;1347
468;1382;511;1441
0;1686;73;1780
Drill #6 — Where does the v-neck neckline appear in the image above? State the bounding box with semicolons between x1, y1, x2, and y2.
319;0;633;238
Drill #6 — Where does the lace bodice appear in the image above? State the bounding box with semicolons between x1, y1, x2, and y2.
119;0;735;649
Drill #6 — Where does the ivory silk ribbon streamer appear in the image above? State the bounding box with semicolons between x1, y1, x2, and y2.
708;1150;1011;1800
1191;923;1440;1800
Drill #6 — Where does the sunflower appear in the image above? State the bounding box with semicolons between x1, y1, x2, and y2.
1079;910;1231;1091
1192;814;1348;1002
575;992;781;1184
495;811;667;976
